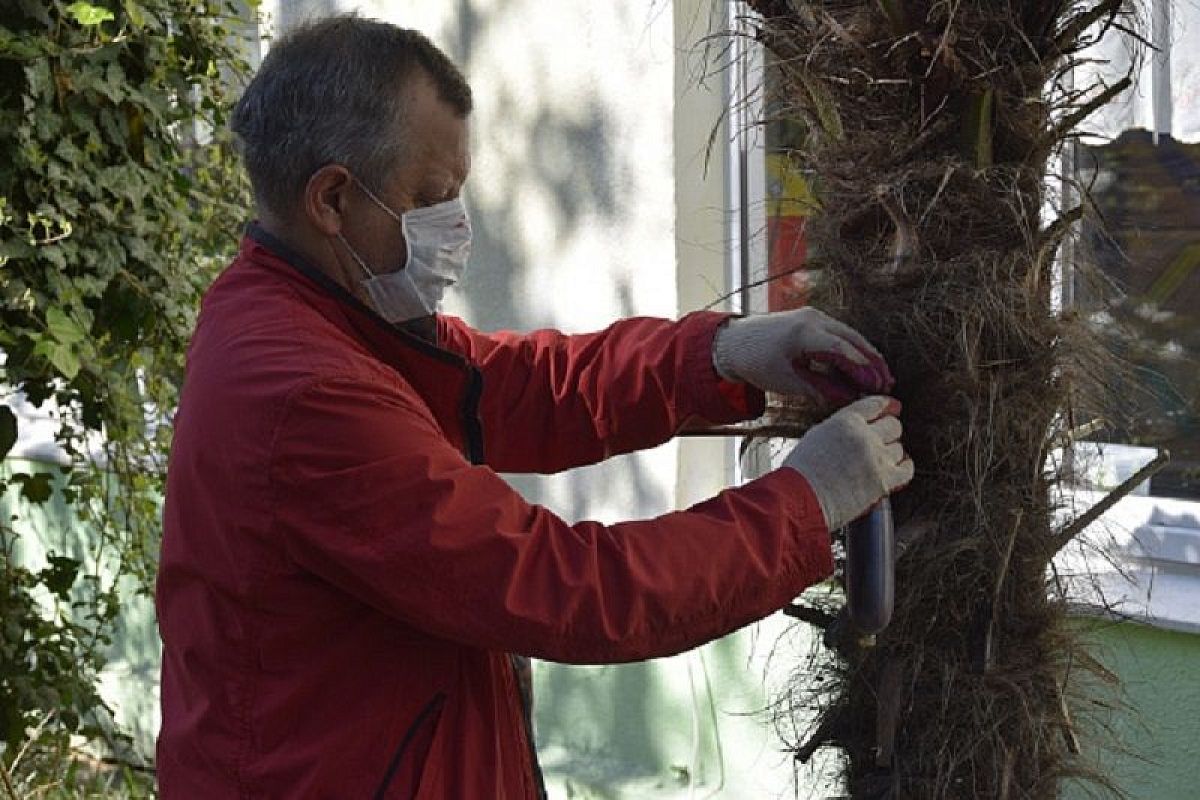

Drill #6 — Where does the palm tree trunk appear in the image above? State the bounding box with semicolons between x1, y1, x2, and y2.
740;2;1135;796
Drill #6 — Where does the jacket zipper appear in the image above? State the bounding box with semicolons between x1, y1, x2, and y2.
509;655;547;799
461;364;485;465
373;692;446;800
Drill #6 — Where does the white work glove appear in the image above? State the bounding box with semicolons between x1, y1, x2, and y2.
784;396;913;531
713;308;893;405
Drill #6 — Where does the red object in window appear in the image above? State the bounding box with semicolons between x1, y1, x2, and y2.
767;215;809;311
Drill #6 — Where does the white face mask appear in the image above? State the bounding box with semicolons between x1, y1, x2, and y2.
338;180;472;323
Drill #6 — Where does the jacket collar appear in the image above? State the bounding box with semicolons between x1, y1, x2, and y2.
244;222;462;367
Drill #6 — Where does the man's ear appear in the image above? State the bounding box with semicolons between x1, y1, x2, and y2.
303;164;354;236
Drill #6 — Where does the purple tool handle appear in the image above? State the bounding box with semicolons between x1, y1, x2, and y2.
845;497;895;634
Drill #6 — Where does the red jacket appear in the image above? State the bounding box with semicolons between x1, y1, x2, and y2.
156;225;834;798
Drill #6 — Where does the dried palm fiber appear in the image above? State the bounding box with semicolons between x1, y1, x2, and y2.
733;1;1146;797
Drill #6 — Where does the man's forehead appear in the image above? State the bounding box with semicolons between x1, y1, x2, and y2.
407;75;465;128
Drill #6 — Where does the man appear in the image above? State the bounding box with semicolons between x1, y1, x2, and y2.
155;14;912;799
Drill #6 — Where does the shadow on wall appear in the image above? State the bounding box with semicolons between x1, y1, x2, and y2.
447;0;624;335
462;96;622;334
442;2;700;790
440;0;662;518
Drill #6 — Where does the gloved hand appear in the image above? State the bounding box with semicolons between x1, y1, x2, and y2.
712;308;893;405
783;396;913;531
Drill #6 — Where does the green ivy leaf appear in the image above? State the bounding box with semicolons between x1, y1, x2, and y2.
18;0;54;27
0;0;251;766
21;379;53;407
13;471;54;504
49;342;81;379
65;2;116;26
41;555;82;600
46;306;86;344
24;61;52;104
122;0;147;29
0;406;16;460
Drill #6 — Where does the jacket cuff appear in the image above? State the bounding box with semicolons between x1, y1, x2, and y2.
681;311;766;424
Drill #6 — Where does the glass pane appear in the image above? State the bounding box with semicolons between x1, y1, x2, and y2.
763;54;816;312
1078;132;1200;499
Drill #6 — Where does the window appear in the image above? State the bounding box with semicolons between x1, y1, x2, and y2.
728;20;816;322
1069;0;1200;501
728;1;1200;630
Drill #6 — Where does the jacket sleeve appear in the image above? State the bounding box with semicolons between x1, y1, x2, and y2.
269;374;831;665
440;311;765;474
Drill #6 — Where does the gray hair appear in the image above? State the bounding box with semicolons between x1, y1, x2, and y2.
231;14;472;217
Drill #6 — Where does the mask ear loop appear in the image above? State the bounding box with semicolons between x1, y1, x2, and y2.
350;176;402;224
336;232;377;279
349;174;412;272
399;213;415;272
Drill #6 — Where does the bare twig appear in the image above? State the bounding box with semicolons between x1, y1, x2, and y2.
92;753;157;776
983;510;1022;671
1053;417;1105;446
918;164;957;226
701;254;906;311
679;421;814;439
877;0;912;37
1051;450;1171;553
875;658;904;767
886;117;955;168
877;186;919;274
7;712;54;780
1058;682;1081;755
998;750;1013;800
1037;205;1084;254
31;228;74;246
1043;75;1133;147
1052;0;1125;55
818;8;870;58
796;709;844;764
783;603;838;629
0;759;18;800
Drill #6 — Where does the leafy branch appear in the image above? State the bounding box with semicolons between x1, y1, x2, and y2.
1;0;252;782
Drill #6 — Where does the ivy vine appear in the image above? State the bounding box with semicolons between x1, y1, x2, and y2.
1;0;252;787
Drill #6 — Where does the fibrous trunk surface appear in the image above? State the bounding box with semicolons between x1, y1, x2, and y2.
741;2;1134;797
